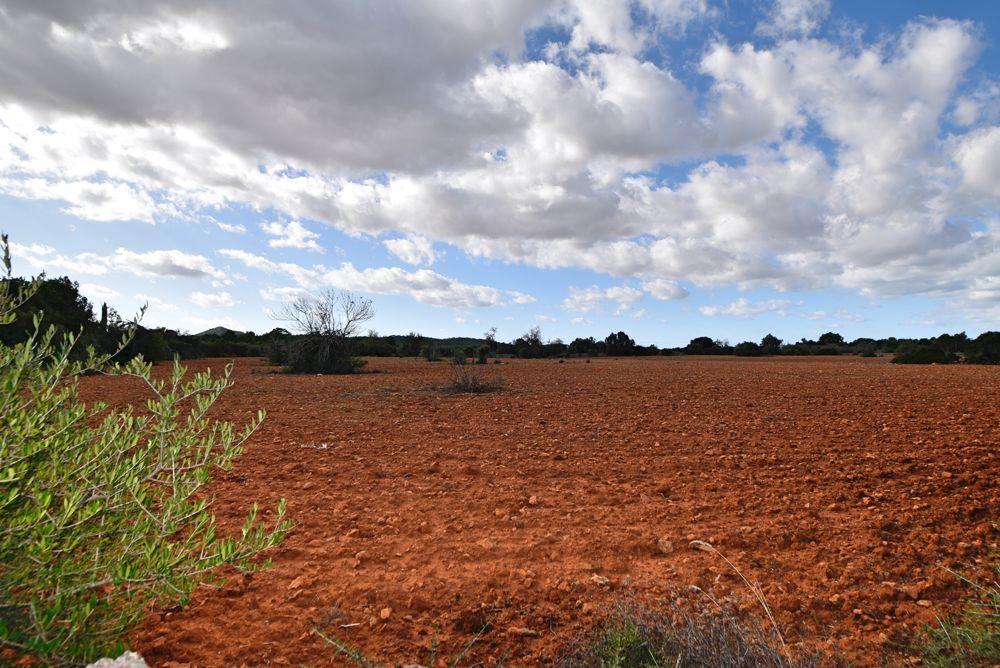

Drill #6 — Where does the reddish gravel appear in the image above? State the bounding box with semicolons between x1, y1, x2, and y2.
77;356;999;666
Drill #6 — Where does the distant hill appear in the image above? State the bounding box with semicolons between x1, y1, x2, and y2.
195;326;244;337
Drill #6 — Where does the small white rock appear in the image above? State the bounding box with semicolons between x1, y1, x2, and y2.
86;652;149;668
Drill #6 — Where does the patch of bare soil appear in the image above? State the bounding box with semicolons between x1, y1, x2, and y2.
78;356;999;666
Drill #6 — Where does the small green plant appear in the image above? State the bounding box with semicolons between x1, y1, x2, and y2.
441;361;505;394
0;235;290;665
421;344;441;362
919;564;999;666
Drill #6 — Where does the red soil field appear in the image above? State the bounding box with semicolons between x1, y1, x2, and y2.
78;356;999;666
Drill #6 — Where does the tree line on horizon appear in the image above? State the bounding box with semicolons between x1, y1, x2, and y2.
2;275;998;367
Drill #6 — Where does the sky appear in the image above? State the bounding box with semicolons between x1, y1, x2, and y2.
1;0;999;347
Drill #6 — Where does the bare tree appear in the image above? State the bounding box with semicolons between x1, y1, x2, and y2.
275;289;374;338
271;289;375;373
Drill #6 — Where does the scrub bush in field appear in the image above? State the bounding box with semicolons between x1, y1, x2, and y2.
0;235;290;666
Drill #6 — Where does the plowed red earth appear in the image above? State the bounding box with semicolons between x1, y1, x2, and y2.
77;356;998;666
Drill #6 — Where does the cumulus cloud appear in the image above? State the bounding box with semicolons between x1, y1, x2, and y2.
79;282;119;301
384;235;438;265
508;291;537;304
260;220;323;252
562;283;643;315
0;176;160;223
215;221;246;233
953;126;1000;197
641;278;689;300
756;0;830;37
559;0;712;56
0;3;996;318
259;286;313;302
191;290;235;308
699;298;801;317
221;248;532;308
952;82;1000;126
112;249;228;280
9;242;227;281
136;293;180;312
803;309;866;323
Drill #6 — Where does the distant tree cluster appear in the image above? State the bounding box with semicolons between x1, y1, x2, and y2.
0;275;289;362
5;275;997;368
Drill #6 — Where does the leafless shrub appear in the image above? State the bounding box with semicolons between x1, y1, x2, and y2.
271;289;374;374
440;361;505;394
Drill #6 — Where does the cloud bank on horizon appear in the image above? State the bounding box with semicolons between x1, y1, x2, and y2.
0;0;998;343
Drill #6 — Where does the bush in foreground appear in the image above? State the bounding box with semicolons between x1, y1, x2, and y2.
0;236;289;665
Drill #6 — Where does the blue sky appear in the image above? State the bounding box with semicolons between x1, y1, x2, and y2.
1;0;998;347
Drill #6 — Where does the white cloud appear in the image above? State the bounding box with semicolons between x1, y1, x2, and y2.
112;249;228;281
136;293;179;312
10;242;55;256
699;298;801;317
79;282;119;301
216;221;246;234
259;286;313;302
0;5;995;318
191;290;235;308
260;220;324;252
952;82;1000;126
562;285;607;313
221;248;532;308
535;314;557;322
0;176;160;223
953;126;1000;197
11;244;229;284
118;17;229;55
641;278;689;300
507;290;537;304
384;235;438;265
560;0;712;56
570;316;592;325
803;309;866;323
563;283;643;314
756;0;830;38
605;285;642;303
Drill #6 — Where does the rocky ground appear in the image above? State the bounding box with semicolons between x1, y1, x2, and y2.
78;356;1000;666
